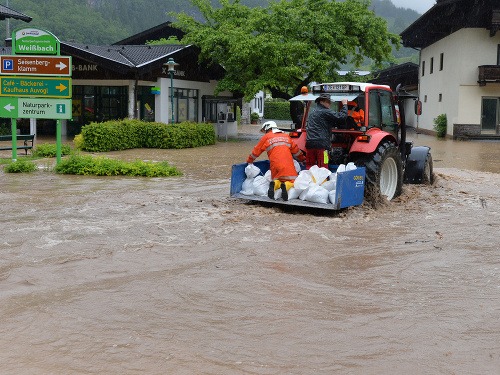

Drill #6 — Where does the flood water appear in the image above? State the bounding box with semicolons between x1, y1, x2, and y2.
1;127;500;374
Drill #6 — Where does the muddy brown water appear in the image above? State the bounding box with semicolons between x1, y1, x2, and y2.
1;128;500;374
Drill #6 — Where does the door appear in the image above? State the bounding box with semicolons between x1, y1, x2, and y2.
481;97;498;134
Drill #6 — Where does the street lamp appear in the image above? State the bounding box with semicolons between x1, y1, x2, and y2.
165;58;178;124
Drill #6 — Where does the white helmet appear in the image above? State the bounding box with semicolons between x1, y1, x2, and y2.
261;120;278;132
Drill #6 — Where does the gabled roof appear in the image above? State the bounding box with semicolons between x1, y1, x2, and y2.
114;22;185;46
401;0;499;49
0;4;32;22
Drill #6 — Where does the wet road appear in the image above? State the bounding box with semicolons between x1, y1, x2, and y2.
1;127;500;374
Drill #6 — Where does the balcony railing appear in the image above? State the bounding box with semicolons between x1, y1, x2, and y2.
478;65;500;86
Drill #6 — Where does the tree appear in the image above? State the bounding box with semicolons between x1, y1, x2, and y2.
172;0;400;121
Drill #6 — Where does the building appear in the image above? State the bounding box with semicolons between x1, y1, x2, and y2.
1;22;244;138
401;0;500;138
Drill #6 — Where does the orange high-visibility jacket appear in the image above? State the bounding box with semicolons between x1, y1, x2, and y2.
348;108;365;126
247;131;304;181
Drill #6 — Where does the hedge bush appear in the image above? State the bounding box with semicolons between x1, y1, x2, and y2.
78;119;216;152
264;101;291;120
33;143;72;158
54;153;182;177
4;158;38;173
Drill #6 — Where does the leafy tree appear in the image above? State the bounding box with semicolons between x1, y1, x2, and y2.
172;0;400;121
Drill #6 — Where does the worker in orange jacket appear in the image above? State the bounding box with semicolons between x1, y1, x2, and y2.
247;121;305;201
347;100;365;128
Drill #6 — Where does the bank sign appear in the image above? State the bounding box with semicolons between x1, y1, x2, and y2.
12;28;60;55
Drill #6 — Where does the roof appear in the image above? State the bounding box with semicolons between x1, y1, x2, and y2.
62;41;189;71
114;22;185;45
401;0;499;49
0;4;32;22
370;62;419;91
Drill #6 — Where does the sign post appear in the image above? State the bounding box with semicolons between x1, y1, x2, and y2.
4;27;72;163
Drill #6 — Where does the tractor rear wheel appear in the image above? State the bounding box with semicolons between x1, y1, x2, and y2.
352;140;403;204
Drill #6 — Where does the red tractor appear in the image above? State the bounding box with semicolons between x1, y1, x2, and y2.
289;82;433;203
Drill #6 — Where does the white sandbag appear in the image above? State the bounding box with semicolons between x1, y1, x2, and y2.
253;175;269;196
321;173;337;191
328;189;337;204
294;169;313;190
346;162;357;171
245;163;261;178
336;164;346;173
273;188;282;200
287;187;302;200
240;177;254;195
300;184;329;204
264;170;272;181
293;159;302;174
309;165;331;185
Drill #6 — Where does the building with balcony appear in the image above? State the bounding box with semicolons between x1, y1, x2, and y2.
401;0;500;138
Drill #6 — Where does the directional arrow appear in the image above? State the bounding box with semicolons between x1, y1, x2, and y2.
56;62;67;71
3;103;15;112
56;83;67;92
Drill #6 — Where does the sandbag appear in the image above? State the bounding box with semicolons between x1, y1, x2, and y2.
309;165;331;185
240;178;254;195
294;169;313;190
287;187;301;200
253;176;269;196
299;184;329;204
245;163;261;178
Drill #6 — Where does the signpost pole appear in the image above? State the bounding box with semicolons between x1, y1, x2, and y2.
10;117;17;161
56;119;61;164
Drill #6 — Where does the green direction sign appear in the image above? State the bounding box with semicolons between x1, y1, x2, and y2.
0;76;71;98
0;97;72;119
12;28;60;55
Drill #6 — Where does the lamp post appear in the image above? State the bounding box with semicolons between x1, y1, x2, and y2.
165;58;178;124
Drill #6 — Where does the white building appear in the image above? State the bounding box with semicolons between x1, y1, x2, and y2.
401;0;500;138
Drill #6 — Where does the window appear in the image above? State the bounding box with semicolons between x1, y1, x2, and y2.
422;61;425;76
368;90;395;128
497;45;500;65
439;93;442;102
440;53;444;71
173;88;198;123
424;95;427;102
430;57;434;74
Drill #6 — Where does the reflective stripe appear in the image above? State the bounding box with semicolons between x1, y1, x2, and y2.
265;141;291;153
279;175;296;181
249;153;258;160
292;151;302;158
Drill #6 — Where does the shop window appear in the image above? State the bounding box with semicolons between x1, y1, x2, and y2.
173;88;198;123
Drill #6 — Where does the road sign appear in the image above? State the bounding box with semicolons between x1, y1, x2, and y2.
0;76;71;98
0;55;71;76
12;28;60;55
0;97;72;119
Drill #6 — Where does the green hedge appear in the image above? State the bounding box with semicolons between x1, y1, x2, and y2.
264;101;291;120
79;119;216;152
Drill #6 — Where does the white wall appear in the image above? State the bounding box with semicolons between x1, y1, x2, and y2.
418;28;500;135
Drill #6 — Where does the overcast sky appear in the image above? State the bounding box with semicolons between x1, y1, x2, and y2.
390;0;436;14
